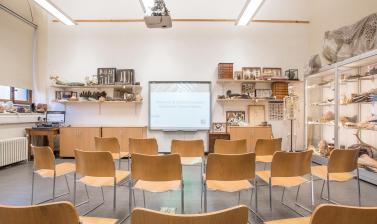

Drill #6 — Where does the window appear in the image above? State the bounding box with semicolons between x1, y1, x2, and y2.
0;86;11;100
0;86;32;104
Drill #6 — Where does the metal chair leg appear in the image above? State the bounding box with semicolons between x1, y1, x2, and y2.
52;172;56;201
357;168;361;206
295;185;301;202
113;178;117;210
310;175;314;210
119;158;121;170
31;171;35;205
269;178;272;211
73;172;76;205
200;162;203;212
64;175;70;193
281;187;286;203
327;175;331;202
254;178;258;212
204;183;207;213
181;182;185;214
238;191;241;205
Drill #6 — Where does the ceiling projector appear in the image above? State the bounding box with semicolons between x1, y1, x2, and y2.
143;0;172;28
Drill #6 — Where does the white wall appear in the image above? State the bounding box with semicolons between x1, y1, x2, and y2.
44;22;309;152
309;0;377;60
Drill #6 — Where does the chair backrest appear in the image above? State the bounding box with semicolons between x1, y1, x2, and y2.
310;204;377;224
271;150;313;177
214;139;247;154
206;153;255;181
94;137;120;154
131;205;248;224
0;201;79;224
131;153;182;181
74;149;115;177
328;149;359;173
171;139;204;157
255;138;282;156
32;146;55;171
129;138;158;155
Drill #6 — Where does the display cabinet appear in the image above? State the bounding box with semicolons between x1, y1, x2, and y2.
305;49;377;185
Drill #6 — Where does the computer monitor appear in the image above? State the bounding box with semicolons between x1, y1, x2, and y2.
46;111;65;124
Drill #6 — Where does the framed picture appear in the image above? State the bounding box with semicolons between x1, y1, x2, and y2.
242;67;261;80
55;91;62;100
62;91;73;99
255;89;272;98
262;67;282;78
241;83;255;97
116;69;135;85
212;122;227;133
234;71;243;80
248;105;265;126
226;111;245;126
285;69;299;80
97;68;116;85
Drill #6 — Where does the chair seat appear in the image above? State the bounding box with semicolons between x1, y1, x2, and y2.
79;170;130;187
79;216;118;224
311;166;355;182
35;163;75;178
134;180;182;193
264;217;310;224
181;157;202;166
256;155;273;163
111;151;130;160
256;171;308;188
207;180;252;192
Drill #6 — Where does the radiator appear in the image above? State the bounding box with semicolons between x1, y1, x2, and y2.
0;137;28;167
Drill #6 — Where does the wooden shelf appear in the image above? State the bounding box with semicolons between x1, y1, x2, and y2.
217;98;277;103
53;100;143;104
51;84;142;90
217;79;301;84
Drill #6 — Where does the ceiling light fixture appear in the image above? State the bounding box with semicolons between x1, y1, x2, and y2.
33;0;76;25
236;0;265;26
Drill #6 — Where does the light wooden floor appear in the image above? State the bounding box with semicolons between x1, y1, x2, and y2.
0;159;377;223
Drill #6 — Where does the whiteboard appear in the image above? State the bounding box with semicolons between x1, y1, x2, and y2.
149;81;211;131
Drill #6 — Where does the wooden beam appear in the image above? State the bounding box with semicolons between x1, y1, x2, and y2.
52;18;309;24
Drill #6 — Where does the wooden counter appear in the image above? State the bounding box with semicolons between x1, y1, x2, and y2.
228;126;273;152
102;126;147;154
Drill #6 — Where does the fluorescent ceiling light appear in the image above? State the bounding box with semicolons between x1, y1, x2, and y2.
33;0;76;25
236;0;265;26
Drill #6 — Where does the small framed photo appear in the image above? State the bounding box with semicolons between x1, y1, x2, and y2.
62;91;73;99
234;71;243;80
72;92;78;98
241;83;255;97
285;69;299;80
242;67;261;80
226;111;246;126
212;122;227;133
55;91;62;100
262;67;282;78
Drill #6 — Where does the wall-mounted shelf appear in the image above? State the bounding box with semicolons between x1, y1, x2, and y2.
216;98;276;103
217;79;302;84
51;84;142;90
53;100;143;104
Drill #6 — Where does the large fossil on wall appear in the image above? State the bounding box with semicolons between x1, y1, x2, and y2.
323;13;377;63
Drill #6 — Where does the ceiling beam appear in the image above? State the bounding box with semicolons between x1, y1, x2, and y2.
52;18;309;24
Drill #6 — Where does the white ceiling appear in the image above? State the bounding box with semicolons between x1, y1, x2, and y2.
50;0;310;21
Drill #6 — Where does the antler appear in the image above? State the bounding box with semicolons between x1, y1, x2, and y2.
354;130;377;152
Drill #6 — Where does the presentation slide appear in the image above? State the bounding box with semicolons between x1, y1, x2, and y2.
149;82;211;131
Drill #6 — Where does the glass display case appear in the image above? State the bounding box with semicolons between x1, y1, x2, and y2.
305;49;377;185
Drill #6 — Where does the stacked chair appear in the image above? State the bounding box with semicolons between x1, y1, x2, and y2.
31;146;75;205
73;150;129;215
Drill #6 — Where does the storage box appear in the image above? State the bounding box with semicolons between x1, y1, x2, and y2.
218;63;233;79
272;82;288;100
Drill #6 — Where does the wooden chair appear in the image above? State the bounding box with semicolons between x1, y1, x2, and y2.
256;150;314;215
129;138;158;155
265;204;377;224
214;139;247;154
131;205;248;224
31;146;75;205
255;138;282;168
0;201;118;224
311;149;361;206
171;139;205;210
130;153;184;213
95;137;130;169
204;153;260;221
73;150;130;215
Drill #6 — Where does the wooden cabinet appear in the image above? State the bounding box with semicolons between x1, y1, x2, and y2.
102;126;147;153
60;127;101;157
228;126;273;152
208;132;230;153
